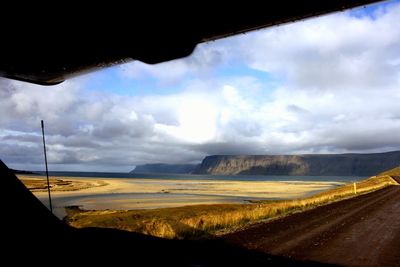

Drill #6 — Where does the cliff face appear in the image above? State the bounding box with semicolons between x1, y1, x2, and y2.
193;151;400;176
131;164;198;174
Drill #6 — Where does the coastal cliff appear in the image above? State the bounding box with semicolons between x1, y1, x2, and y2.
193;151;400;176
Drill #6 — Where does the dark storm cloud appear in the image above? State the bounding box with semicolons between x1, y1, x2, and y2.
0;143;42;164
91;118;154;139
191;141;267;156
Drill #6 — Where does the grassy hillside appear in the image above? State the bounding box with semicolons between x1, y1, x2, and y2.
65;170;399;239
379;166;400;176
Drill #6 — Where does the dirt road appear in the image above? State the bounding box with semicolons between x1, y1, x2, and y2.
223;184;400;266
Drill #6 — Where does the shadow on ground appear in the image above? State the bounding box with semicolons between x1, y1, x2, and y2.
1;160;331;266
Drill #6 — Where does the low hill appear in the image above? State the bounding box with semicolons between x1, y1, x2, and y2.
131;163;198;174
379;166;400;176
9;168;35;174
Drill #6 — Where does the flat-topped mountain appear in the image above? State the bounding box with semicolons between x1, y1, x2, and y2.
192;151;400;176
130;163;198;174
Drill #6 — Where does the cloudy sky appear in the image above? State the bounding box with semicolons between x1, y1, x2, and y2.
2;0;400;172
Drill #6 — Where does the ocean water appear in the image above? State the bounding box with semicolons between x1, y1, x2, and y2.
34;171;366;183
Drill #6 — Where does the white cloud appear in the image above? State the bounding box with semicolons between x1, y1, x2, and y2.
2;2;400;171
119;60;189;84
119;44;227;85
251;8;400;91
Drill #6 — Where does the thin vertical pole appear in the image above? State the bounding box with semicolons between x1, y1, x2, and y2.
41;120;52;213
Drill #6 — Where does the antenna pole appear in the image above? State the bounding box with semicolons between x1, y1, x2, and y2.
41;120;53;213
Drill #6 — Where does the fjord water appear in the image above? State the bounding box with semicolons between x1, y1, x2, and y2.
37;171;365;183
32;172;365;219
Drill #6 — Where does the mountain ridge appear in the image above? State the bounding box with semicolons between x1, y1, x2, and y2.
193;151;400;176
131;163;198;174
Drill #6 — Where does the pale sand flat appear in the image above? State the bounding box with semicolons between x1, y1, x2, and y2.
18;175;343;215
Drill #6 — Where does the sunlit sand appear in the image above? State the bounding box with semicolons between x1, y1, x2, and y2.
18;175;343;218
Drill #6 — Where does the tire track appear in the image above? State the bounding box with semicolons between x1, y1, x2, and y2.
223;186;400;266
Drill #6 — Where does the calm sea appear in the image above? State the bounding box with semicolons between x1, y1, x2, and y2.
33;171;365;183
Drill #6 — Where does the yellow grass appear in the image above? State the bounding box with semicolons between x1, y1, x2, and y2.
379;166;400;176
65;173;398;239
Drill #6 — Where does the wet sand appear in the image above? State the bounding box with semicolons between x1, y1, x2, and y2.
18;175;343;218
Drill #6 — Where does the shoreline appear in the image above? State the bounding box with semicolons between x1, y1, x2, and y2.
17;174;344;219
64;175;397;239
19;175;343;198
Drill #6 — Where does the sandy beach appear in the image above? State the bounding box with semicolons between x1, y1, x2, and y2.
18;175;343;218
